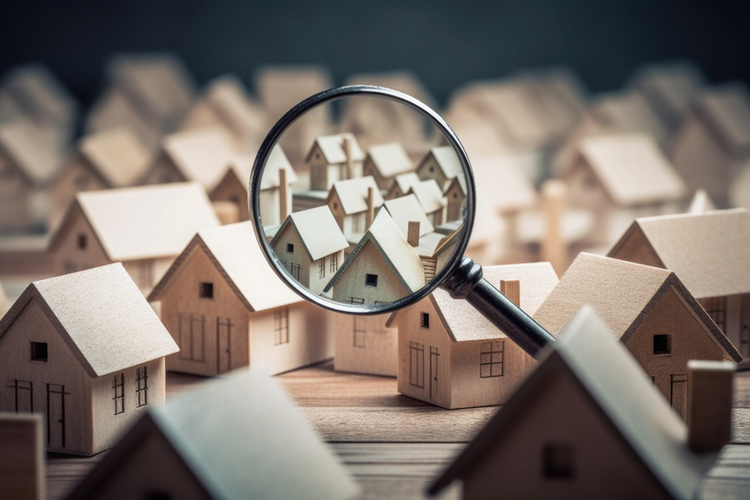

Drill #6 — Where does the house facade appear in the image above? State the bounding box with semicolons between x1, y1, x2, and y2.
326;176;384;238
415;146;462;188
306;133;364;191
333;313;397;377
361;142;413;191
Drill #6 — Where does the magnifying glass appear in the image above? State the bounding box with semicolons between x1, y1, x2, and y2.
249;85;555;357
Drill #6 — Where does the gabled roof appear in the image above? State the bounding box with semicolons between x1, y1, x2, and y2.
443;174;466;196
260;145;297;190
305;133;365;164
688;189;716;213
255;66;333;114
608;208;750;298
149;221;300;312
365;142;412;177
66;370;358;500
0;63;78;126
0;120;62;185
383;194;434;238
387;263;558;342
271;206;348;262
694;83;750;158
534;253;740;361
419;146;462;180
78;127;152;187
471;155;537;214
408;179;446;214
576;133;687;206
49;182;220;262
324;210;425;294
328;176;384;215
429;307;719;500
390;172;421;195
161;127;238;190
195;74;266;141
628;61;704;129
0;264;178;378
588;91;668;143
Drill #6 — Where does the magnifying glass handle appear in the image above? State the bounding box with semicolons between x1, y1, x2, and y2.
441;257;557;357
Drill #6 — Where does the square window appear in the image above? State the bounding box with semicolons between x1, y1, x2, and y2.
31;342;48;362
286;243;294;253
199;282;214;299
653;334;671;355
421;312;430;329
77;234;87;250
543;444;574;479
365;273;378;287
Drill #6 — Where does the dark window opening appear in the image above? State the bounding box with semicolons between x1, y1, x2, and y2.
199;282;214;299
348;297;365;305
286;243;294;253
31;342;48;362
365;273;378;287
146;491;172;500
653;334;671;355
421;313;430;329
543;444;575;479
480;341;505;378
136;366;148;407
113;373;125;415
77;234;87;250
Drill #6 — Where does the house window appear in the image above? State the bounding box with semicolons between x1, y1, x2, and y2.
136;366;148;408
199;282;214;299
703;297;727;331
330;253;338;273
353;316;366;348
30;342;48;362
429;166;435;173
287;243;294;253
290;263;301;280
333;202;338;210
274;307;289;345
421;313;430;329
453;192;458;199
319;259;326;279
480;341;505;378
315;153;320;160
542;444;575;479
348;297;365;305
409;341;425;388
77;234;87;250
365;273;378;287
653;334;671;355
113;373;125;415
6;380;33;412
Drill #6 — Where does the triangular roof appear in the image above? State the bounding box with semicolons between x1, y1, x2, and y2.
383;194;434;238
588;91;668;143
0;264;178;378
471;155;537;214
390;172;421;196
271;207;348;262
161;127;238;190
429;307;719;500
443;173;467;196
408;179;446;214
418;146;462;180
305;133;365;164
0;120;62;185
608;208;750;298
324;210;425;294
49;182;220;262
688;189;716;213
327;176;384;215
255;65;333;113
194;74;266;142
0;63;78;126
78;127;151;187
533;253;740;361
628;61;704;129
66;370;358;500
575;133;687;206
149;221;300;312
365;142;412;177
693;83;750;158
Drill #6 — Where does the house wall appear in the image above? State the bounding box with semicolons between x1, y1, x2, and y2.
333;312;397;377
427;206;446;227
607;227;664;268
121;258;168;293
308;144;348;191
386;184;406;201
445;184;465;222
0;298;93;455
698;293;750;358
327;191;346;232
48;157;107;230
0;149;33;232
309;251;343;298
259;185;291;226
362;157;392;191
416;154;449;187
210;172;249;221
141;155;186;185
50;205;111;277
270;223;313;290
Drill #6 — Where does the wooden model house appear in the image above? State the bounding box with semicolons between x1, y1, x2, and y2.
270;206;349;296
65;370;359;500
48;127;152;229
668;83;750;206
563;133;687;245
0;413;44;500
362;142;413;191
333;312;398;377
408;179;447;227
383;194;434;242
416;146;462;189
306;133;365;191
534;253;741;418
326;176;384;239
324;210;425;305
385;172;421;200
428;307;732;500
443;174;466;222
0;264;179;456
608;208;750;356
48;182;221;291
148;221;334;376
386;263;559;409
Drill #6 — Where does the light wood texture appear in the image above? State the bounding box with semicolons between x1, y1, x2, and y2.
408;180;447;228
362;142;413;191
540;179;567;274
384;194;434;239
0;412;44;500
688;360;736;452
307;133;364;191
333;313;398;377
327;176;385;238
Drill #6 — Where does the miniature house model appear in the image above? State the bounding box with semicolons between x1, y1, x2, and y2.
326;176;385;239
48;182;221;291
383;194;434;242
270;206;349;296
534;253;741;418
66;370;359;500
306;133;365;191
148;221;334;376
416;146;462;189
333;312;398;377
428;307;732;500
0;264;178;456
385;172;421;200
408;179;447;227
608;208;750;357
443;174;467;222
362;142;413;191
387;263;559;409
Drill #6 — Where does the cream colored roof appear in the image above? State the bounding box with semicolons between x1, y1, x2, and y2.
0;64;77;125
260;145;297;190
255;66;333;112
0;120;62;184
365;142;412;177
471;155;537;213
424;146;462;179
0;264;178;378
329;176;384;215
696;84;750;157
409;179;446;214
383;194;434;238
201;74;266;137
443;174;467;196
308;133;365;164
589;91;668;143
162;127;237;190
392;172;421;194
578;133;687;206
284;206;348;261
79;127;151;187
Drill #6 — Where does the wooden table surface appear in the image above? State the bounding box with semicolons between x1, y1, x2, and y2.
46;362;750;500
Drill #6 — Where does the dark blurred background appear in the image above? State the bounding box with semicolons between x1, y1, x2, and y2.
0;0;748;105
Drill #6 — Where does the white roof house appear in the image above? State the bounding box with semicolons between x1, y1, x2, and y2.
77;127;152;187
384;194;434;238
328;176;385;215
306;133;365;164
272;206;349;262
365;142;413;177
409;179;447;214
159;127;238;190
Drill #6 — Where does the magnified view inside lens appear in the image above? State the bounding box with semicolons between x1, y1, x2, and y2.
256;93;470;310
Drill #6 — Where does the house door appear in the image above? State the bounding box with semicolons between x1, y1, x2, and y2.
179;313;205;362
670;374;688;419
741;295;750;357
429;347;439;400
47;384;69;449
216;317;233;374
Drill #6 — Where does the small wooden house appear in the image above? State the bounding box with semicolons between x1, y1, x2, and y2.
65;370;359;500
386;263;559;409
409;179;447;227
333;312;398;377
0;412;44;499
415;146;462;189
324;210;425;306
385;172;421;200
564;133;687;245
326;176;384;239
0;264;178;456
428;307;730;500
608;208;750;356
48;182;221;291
534;253;741;418
148;221;334;376
443;174;466;222
383;194;434;241
306;133;365;191
270;206;349;296
362;142;413;191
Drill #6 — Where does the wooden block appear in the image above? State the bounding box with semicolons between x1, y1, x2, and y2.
500;279;520;307
540;179;567;275
0;412;44;500
212;200;240;225
688;360;736;452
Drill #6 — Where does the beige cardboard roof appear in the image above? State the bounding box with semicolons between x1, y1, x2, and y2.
383;194;434;238
329;176;384;215
0;63;77;126
420;146;462;179
443;173;466;196
199;74;266;140
365;142;413;178
273;206;348;261
51;182;220;262
259;145;298;190
695;83;750;158
589;91;668;143
306;133;365;165
408;179;446;214
472;155;538;214
255;66;333;113
391;172;421;195
161;127;238;190
577;133;687;206
78;127;152;187
150;221;300;312
0;263;178;378
609;208;750;298
0;119;62;184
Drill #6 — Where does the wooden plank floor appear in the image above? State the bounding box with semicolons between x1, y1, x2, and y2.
46;362;750;499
